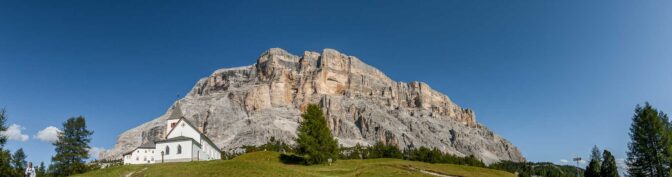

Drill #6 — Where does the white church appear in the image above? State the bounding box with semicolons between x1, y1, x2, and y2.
123;109;222;164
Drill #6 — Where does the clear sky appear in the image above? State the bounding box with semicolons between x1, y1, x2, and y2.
1;0;671;170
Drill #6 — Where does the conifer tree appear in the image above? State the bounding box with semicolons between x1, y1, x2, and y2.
585;145;602;177
0;109;6;148
0;108;14;177
11;148;26;177
626;103;672;177
37;162;46;177
601;150;620;177
50;116;93;177
296;104;339;165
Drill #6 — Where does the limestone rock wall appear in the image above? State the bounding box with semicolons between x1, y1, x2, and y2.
100;48;525;164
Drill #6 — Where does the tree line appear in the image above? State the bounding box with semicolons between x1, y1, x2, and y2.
339;142;486;167
241;104;582;177
232;104;487;167
0;108;94;177
489;161;584;177
584;145;619;177
577;102;672;177
272;104;487;167
3;101;665;177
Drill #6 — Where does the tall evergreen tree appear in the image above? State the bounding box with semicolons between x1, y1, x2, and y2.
585;145;602;177
36;162;46;177
585;160;601;177
601;150;620;177
591;145;603;166
296;104;339;165
626;103;672;177
11;148;26;177
0;108;6;149
50;116;93;177
0;108;14;177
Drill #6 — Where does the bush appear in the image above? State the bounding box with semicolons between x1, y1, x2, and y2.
340;144;367;159
279;154;305;164
339;142;487;167
242;137;293;154
367;142;402;159
489;161;584;177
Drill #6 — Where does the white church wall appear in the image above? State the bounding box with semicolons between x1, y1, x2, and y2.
199;141;220;160
167;120;202;143
156;140;193;162
192;143;203;161
124;148;156;164
123;154;131;164
166;119;180;135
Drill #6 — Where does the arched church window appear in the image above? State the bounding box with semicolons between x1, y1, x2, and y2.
166;146;170;155
177;145;182;154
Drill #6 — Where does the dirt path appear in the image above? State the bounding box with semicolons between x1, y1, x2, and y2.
401;165;457;177
418;169;456;177
124;167;148;177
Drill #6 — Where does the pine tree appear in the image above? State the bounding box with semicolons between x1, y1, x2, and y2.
591;145;602;166
601;150;620;177
50;116;93;177
586;160;601;177
626;103;672;177
585;145;602;177
0;150;10;177
296;104;339;165
11;148;26;177
37;162;46;177
0;108;15;177
0;108;6;149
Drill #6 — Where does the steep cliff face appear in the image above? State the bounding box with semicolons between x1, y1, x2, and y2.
100;48;525;164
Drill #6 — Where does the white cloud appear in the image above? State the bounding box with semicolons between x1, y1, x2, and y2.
616;158;627;172
34;126;61;143
0;124;29;142
579;159;587;164
559;159;586;165
88;147;108;160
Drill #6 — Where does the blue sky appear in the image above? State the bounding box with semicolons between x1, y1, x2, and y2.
1;0;671;170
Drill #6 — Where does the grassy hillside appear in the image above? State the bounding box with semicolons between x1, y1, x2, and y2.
74;151;516;177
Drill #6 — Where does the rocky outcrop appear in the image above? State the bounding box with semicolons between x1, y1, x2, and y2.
100;48;525;164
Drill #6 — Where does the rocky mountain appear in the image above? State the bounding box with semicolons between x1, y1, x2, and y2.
100;48;525;164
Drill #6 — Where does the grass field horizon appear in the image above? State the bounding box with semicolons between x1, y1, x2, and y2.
74;151;516;177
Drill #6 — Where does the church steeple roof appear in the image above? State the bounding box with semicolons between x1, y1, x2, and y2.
167;102;184;120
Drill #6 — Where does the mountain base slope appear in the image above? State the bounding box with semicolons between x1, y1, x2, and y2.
78;151;515;177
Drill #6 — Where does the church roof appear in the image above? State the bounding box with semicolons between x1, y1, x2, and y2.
167;102;184;120
122;141;156;155
138;141;156;149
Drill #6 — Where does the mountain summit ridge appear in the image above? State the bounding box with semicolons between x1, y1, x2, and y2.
101;48;525;164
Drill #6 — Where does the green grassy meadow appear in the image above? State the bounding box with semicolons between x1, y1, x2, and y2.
73;151;515;177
